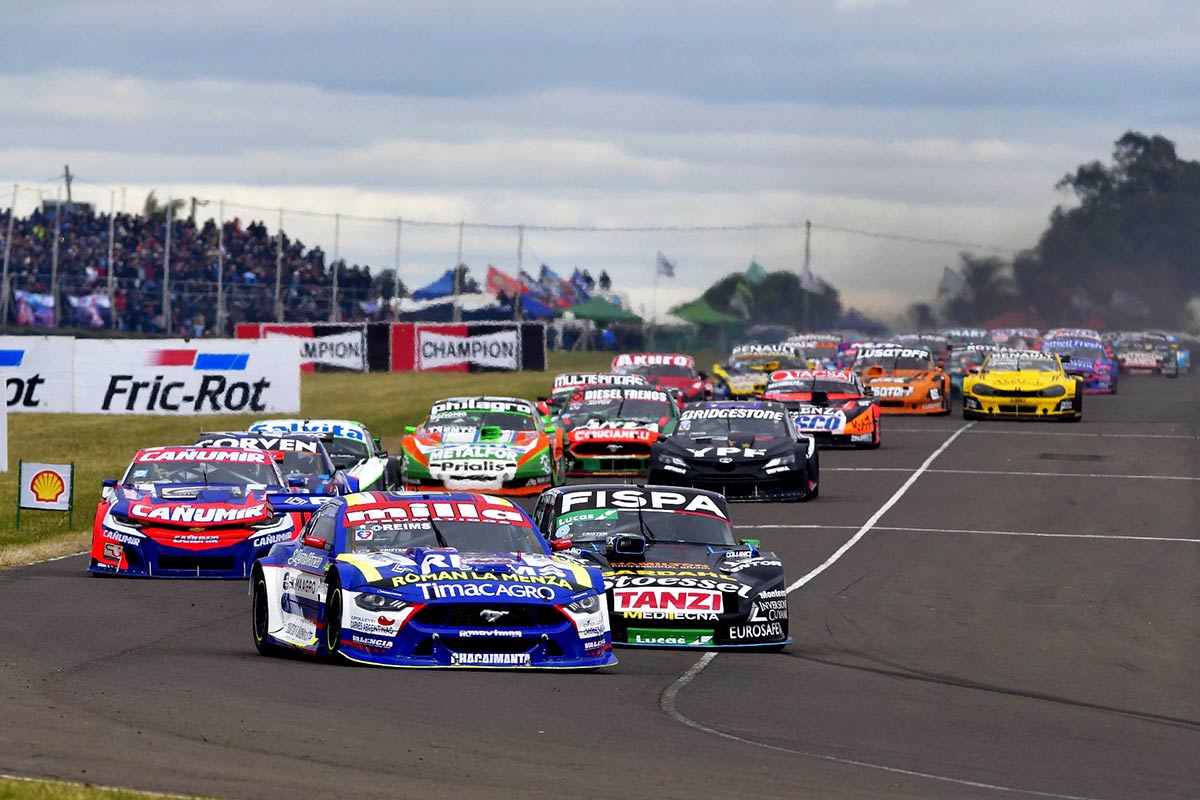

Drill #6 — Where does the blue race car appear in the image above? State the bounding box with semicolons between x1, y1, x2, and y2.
1038;337;1119;394
90;446;303;578
250;491;616;669
194;431;356;495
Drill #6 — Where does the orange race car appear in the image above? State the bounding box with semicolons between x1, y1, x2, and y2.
851;345;951;415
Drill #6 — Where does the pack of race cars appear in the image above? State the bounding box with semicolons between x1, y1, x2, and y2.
88;331;1189;669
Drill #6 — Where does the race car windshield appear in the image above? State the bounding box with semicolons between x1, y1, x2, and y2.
279;451;327;475
679;414;787;439
766;378;856;395
621;364;695;379
795;345;839;360
730;354;796;371
350;520;544;554
554;508;736;546
1043;344;1103;361
985;356;1058;373
426;412;537;431
856;353;932;371
569;397;672;423
124;460;280;486
323;438;371;465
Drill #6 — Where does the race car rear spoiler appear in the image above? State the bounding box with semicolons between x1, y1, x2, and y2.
266;494;339;513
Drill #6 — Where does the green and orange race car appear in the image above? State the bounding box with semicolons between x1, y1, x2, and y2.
400;396;564;496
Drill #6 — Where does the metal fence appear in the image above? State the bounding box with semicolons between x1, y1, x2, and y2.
1;180;1021;337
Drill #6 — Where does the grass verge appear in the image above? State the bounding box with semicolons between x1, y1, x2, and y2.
0;775;205;800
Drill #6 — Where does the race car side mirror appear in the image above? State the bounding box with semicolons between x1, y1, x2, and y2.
102;477;117;488
549;538;573;552
302;535;329;550
968;367;980;374
697;370;708;380
936;360;945;370
536;401;551;415
287;475;307;488
655;433;668;442
404;426;417;434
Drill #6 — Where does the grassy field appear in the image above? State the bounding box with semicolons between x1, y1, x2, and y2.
0;351;622;569
0;776;203;800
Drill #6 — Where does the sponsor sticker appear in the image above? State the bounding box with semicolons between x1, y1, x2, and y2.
628;628;715;646
450;652;532;666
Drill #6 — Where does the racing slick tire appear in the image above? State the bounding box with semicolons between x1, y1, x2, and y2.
803;448;820;500
384;456;401;490
251;568;286;657
1060;385;1084;423
323;575;347;662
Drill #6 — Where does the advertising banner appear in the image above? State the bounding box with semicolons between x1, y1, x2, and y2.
0;336;76;412
261;324;367;373
417;324;521;371
73;339;300;414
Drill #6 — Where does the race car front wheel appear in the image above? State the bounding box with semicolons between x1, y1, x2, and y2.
1061;386;1084;423
252;569;284;657
324;577;346;661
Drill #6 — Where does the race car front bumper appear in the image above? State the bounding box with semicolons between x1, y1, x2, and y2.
962;394;1079;419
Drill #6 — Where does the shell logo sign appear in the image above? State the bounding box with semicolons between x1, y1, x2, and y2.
30;470;66;503
19;461;74;513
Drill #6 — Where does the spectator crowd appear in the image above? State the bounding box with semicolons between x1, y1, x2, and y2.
0;202;391;336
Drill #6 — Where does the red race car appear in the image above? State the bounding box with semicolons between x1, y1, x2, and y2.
612;353;712;403
762;369;881;449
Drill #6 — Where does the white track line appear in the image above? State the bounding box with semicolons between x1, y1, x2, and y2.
743;524;1200;544
888;428;1198;440
656;423;1110;799
826;467;1200;481
7;549;88;569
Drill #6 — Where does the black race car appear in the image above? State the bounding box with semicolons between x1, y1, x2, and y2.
647;400;818;501
532;484;790;649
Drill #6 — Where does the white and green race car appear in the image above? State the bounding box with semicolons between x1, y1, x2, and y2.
248;418;398;491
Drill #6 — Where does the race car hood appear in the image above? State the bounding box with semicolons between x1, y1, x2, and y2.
576;541;784;599
715;370;768;393
411;428;539;449
975;370;1064;389
564;420;662;444
865;369;941;384
657;435;793;462
764;392;871;418
337;547;599;600
113;485;275;530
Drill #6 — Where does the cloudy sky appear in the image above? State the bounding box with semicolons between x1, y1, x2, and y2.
3;0;1198;318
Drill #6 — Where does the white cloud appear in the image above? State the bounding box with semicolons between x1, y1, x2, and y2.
834;0;908;11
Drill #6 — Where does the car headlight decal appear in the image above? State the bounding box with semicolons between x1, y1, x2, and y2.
1039;384;1067;397
566;595;601;614
354;593;409;612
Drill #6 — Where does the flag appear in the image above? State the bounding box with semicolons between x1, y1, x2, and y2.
15;290;56;328
656;251;676;278
744;260;767;286
538;264;572;308
936;266;967;297
67;293;112;328
800;268;822;293
486;265;524;297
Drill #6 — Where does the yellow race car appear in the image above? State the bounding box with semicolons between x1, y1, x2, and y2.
962;349;1082;422
712;344;803;399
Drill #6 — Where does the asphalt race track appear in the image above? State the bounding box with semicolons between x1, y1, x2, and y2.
2;377;1197;799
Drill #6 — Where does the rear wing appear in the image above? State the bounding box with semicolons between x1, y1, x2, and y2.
267;494;339;514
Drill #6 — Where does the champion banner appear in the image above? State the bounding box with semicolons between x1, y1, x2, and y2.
391;322;546;372
418;325;520;371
